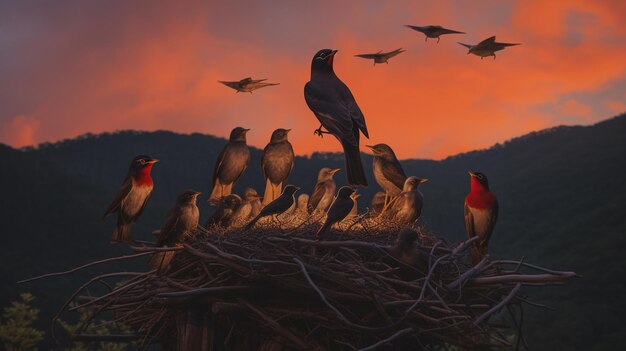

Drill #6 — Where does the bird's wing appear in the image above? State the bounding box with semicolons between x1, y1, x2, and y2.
405;25;426;33
248;82;280;91
308;182;326;212
382;161;407;190
250;78;268;83
458;42;473;49
157;207;181;246
219;81;240;90
212;146;227;188
102;176;132;219
439;27;465;35
383;48;405;58
464;201;475;239
240;77;253;83
354;53;380;59
482;200;499;246
495;42;521;48
477;36;497;47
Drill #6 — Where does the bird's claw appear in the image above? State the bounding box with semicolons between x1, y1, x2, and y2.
314;128;324;138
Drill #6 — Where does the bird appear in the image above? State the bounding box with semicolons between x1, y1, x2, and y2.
347;192;361;219
389;176;428;225
230;188;262;225
389;228;426;274
305;49;369;187
219;77;279;93
354;48;405;65
150;190;201;272
205;194;242;228
316;186;357;238
295;193;310;214
366;144;407;196
465;171;498;265
308;168;340;214
458;36;521;59
245;185;300;229
369;191;386;215
103;155;159;243
209;127;250;204
262;128;295;206
405;25;465;43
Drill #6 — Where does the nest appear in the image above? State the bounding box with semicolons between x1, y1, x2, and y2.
49;213;577;350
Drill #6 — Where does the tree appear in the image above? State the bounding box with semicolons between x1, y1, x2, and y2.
0;293;45;351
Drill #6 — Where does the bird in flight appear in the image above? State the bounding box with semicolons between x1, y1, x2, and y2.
459;36;521;59
219;77;279;93
405;25;465;43
354;48;405;65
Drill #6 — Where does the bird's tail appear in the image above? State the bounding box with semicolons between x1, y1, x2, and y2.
149;251;176;274
341;141;368;187
245;214;261;230
111;218;132;243
458;42;472;49
209;180;232;205
262;179;282;206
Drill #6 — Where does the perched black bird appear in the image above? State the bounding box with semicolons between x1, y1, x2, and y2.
305;49;369;186
262;128;295;206
246;185;300;229
355;48;405;65
366;144;407;196
219;77;279;93
206;194;242;228
389;176;428;225
103;155;158;243
465;171;498;264
316;186;357;238
308;168;340;213
150;190;201;272
230;188;262;225
370;191;386;215
459;36;521;60
405;25;465;43
209;127;250;204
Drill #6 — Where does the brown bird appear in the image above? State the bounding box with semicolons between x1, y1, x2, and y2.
246;185;300;229
308;168;340;214
390;227;425;271
347;192;361;219
262;129;295;206
295;193;310;214
355;48;405;65
209;127;250;204
219;77;279;93
103;155;158;243
366;144;407;196
389;176;428;225
465;171;498;264
150;190;201;272
205;194;242;228
230;188;262;225
316;186;356;239
369;191;386;215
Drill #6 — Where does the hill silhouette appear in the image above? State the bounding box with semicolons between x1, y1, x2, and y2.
1;114;625;350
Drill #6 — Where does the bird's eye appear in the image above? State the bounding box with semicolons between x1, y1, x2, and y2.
320;53;326;59
139;159;146;165
478;174;484;179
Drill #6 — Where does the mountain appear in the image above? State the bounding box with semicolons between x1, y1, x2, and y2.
1;114;625;350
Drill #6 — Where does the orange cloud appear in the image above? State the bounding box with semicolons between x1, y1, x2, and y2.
0;115;40;148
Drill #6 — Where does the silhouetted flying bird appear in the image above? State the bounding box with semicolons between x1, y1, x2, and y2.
405;25;465;43
459;36;520;59
355;48;405;65
219;77;279;93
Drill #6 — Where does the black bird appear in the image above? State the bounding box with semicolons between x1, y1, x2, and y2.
405;25;465;43
370;191;386;215
219;77;279;93
206;194;242;228
459;36;521;60
366;144;407;196
209;127;250;204
262;128;295;206
246;185;300;229
103;155;158;243
230;188;262;225
355;48;405;65
389;176;428;225
316;186;357;238
390;227;426;273
465;171;498;264
305;49;369;186
150;190;201;272
308;168;340;214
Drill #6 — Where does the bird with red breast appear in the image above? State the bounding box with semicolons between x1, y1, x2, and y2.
464;171;499;265
103;155;158;243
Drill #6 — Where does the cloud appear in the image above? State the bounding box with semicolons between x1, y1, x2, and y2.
0;115;40;147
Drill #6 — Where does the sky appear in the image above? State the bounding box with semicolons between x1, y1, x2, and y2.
1;0;625;159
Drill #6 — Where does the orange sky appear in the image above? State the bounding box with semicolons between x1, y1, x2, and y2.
1;0;625;159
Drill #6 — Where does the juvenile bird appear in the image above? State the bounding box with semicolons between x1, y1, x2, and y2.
390;228;426;274
405;25;465;43
370;191;386;215
262;128;295;206
389;177;428;225
219;77;279;93
305;49;369;186
459;36;520;59
209;127;250;204
230;188;262;225
316;186;357;239
367;144;407;196
245;185;300;229
308;168;340;214
103;155;158;243
355;48;405;65
465;171;498;265
295;193;310;214
150;190;201;273
205;194;242;228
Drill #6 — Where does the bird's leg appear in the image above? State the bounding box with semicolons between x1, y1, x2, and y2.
493;54;496;60
314;125;331;138
377;192;391;218
481;57;484;60
425;37;428;42
437;37;440;44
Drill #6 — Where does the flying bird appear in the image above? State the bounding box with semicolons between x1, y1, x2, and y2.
205;194;242;228
316;187;357;239
262;128;295;206
308;168;340;214
465;171;498;265
150;190;201;273
103;155;158;243
367;144;407;196
209;127;250;204
459;36;521;59
405;25;465;43
305;49;369;186
230;188;262;224
354;48;405;65
389;176;428;225
245;185;300;229
219;77;279;93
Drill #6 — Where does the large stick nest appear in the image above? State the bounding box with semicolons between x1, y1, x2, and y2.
55;214;577;350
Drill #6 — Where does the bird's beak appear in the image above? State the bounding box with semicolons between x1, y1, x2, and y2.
420;179;429;184
353;193;362;199
330;168;341;174
365;145;374;150
295;187;301;191
244;129;251;133
285;129;291;133
468;171;476;177
329;50;338;57
146;159;159;164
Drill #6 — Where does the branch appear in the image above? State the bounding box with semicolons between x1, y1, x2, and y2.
470;272;577;285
